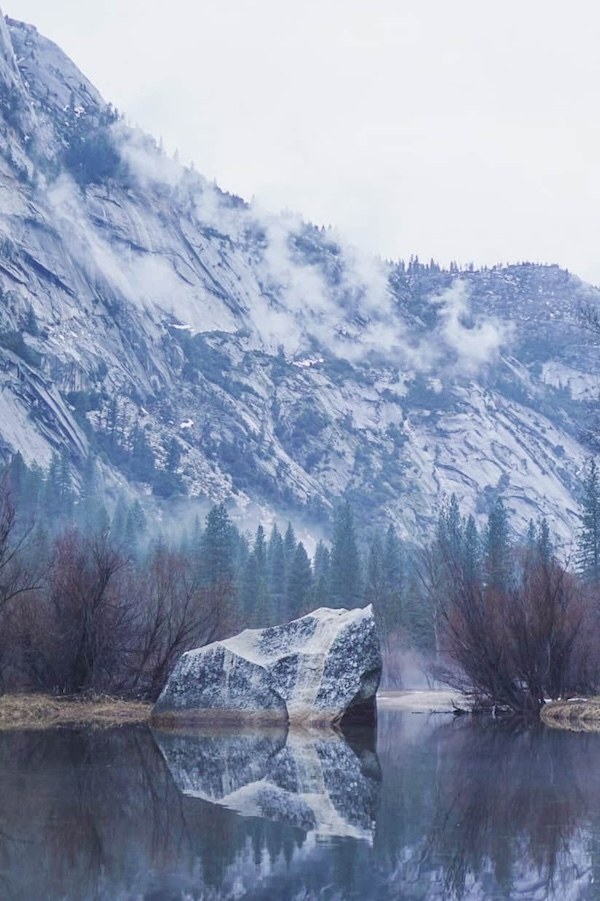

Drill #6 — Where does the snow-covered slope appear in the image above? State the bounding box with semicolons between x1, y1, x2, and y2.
0;11;598;540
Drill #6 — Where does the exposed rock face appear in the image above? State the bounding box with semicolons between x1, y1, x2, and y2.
152;606;381;726
153;726;381;841
0;14;598;540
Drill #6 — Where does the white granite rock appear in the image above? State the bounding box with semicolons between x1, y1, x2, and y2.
152;606;381;726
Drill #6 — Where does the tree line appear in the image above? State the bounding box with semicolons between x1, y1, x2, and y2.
2;449;600;711
0;454;418;699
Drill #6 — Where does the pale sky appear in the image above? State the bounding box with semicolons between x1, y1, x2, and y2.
5;1;600;282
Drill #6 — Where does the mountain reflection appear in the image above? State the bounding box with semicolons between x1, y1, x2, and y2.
0;713;598;898
153;724;381;841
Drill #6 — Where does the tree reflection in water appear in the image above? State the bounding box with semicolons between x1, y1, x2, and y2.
376;713;598;898
0;713;598;898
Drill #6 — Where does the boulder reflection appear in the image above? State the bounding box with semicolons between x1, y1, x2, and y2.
153;724;381;841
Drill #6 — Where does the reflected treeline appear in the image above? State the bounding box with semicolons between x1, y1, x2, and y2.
0;727;191;899
426;721;590;898
375;714;600;899
2;716;600;899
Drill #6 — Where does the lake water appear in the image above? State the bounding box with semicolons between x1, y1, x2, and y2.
0;708;598;899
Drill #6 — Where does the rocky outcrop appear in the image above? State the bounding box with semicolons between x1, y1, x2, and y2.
152;606;381;726
153;726;381;840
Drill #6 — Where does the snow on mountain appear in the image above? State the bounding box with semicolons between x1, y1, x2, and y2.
0;10;598;541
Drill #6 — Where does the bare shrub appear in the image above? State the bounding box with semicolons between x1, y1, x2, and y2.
127;543;226;701
437;543;597;714
35;530;131;694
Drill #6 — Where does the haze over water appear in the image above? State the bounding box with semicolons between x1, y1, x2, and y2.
0;708;597;899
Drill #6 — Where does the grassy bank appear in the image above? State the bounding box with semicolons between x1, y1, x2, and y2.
0;694;152;730
541;698;600;732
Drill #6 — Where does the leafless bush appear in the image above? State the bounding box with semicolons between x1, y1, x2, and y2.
127;544;228;701
436;544;598;714
33;529;132;694
0;479;45;691
12;525;236;700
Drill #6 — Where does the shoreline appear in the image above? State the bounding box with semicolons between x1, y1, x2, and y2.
376;689;466;713
0;690;460;730
540;698;600;732
0;694;151;730
2;691;598;731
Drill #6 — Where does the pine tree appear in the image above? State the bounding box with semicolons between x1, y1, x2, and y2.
284;522;297;574
365;532;385;613
404;571;436;654
463;514;481;584
153;437;184;497
43;452;65;522
24;304;38;336
381;524;404;633
166;438;181;473
537;516;553;564
95;503;110;535
110;494;128;547
267;525;286;618
283;521;297;610
106;397;119;447
437;494;464;566
57;449;74;520
485;497;512;591
199;503;237;632
200;504;234;588
23;462;44;521
130;423;155;482
190;513;203;577
241;552;259;624
124;501;146;555
286;542;313;616
242;525;270;625
526;519;537;549
312;540;331;606
6;452;26;500
578;458;600;583
330;502;362;607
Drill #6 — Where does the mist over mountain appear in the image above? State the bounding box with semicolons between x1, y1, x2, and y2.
0;9;598;542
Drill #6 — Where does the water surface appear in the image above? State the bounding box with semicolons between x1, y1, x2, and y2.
0;709;598;899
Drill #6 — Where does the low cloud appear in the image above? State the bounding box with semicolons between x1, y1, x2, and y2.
48;130;513;380
431;280;512;375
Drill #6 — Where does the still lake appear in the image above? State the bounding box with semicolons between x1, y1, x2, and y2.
0;707;597;899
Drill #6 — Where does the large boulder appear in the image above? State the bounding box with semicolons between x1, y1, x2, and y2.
152;605;381;726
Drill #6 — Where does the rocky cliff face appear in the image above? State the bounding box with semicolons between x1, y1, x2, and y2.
0;11;597;539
